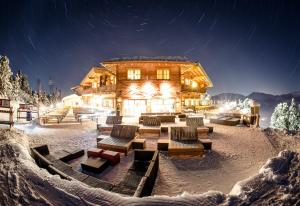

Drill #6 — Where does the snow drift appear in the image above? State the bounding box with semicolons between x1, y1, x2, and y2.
0;129;299;206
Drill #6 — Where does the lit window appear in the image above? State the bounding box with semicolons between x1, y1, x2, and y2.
127;69;141;80
157;69;170;80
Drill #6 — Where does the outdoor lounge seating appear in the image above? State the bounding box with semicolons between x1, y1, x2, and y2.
30;145;114;191
210;116;240;126
139;114;176;124
97;116;123;134
111;150;159;197
186;117;210;135
139;116;161;136
97;124;139;155
168;127;204;156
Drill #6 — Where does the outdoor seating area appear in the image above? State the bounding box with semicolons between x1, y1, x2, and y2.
31;144;159;197
40;108;69;124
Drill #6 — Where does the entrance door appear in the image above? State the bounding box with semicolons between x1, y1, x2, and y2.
151;99;175;113
123;100;146;116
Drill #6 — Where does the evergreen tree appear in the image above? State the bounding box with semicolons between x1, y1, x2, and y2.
11;73;21;100
288;98;300;131
20;73;31;94
0;56;13;98
271;102;290;130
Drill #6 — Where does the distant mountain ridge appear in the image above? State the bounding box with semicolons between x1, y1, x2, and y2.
212;91;300;106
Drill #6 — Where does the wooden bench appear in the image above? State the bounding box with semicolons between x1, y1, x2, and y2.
31;145;114;191
97;124;139;155
139;116;161;137
168;127;204;156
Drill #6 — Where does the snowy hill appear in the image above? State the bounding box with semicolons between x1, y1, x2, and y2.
211;93;246;101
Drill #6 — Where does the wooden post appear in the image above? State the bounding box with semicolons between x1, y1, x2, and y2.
9;107;13;129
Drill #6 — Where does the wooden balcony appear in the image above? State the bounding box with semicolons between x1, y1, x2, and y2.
78;85;116;95
181;85;207;93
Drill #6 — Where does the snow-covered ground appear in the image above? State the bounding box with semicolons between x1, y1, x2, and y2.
0;127;300;205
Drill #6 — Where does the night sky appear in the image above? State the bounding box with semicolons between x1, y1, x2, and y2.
0;0;299;96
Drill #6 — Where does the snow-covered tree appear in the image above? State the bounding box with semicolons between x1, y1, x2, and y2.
32;91;39;105
200;93;211;106
10;73;21;100
288;99;300;131
0;56;13;98
271;102;290;130
18;71;31;94
40;92;50;106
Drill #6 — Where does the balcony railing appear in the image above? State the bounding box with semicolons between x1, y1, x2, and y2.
181;85;207;93
80;85;116;95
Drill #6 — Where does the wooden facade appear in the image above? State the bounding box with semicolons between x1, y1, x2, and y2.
72;58;213;115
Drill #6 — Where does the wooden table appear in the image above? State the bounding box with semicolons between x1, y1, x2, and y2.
81;157;109;173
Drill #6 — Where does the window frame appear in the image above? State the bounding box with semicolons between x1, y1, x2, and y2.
127;69;141;80
156;69;170;80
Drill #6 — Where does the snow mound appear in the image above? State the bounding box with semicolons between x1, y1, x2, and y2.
1;129;300;206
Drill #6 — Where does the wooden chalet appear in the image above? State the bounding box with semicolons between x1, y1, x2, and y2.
72;57;213;115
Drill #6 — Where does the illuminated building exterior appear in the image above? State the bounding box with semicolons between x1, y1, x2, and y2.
71;57;213;116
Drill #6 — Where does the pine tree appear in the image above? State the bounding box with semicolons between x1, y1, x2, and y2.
288;98;299;131
20;73;31;94
271;102;290;130
0;56;13;98
11;73;21;100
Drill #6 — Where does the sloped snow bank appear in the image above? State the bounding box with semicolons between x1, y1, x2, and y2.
0;129;299;206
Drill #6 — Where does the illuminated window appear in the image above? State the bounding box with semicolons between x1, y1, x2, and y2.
127;69;141;80
92;82;97;88
157;69;170;80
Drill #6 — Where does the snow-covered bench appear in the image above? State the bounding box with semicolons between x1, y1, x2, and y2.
97;124;139;155
168;127;204;156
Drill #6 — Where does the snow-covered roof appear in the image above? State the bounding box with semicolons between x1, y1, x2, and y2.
106;56;192;62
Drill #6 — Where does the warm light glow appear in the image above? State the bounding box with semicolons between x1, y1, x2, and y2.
143;82;155;98
160;83;171;97
129;84;138;94
192;81;198;88
92;82;97;88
